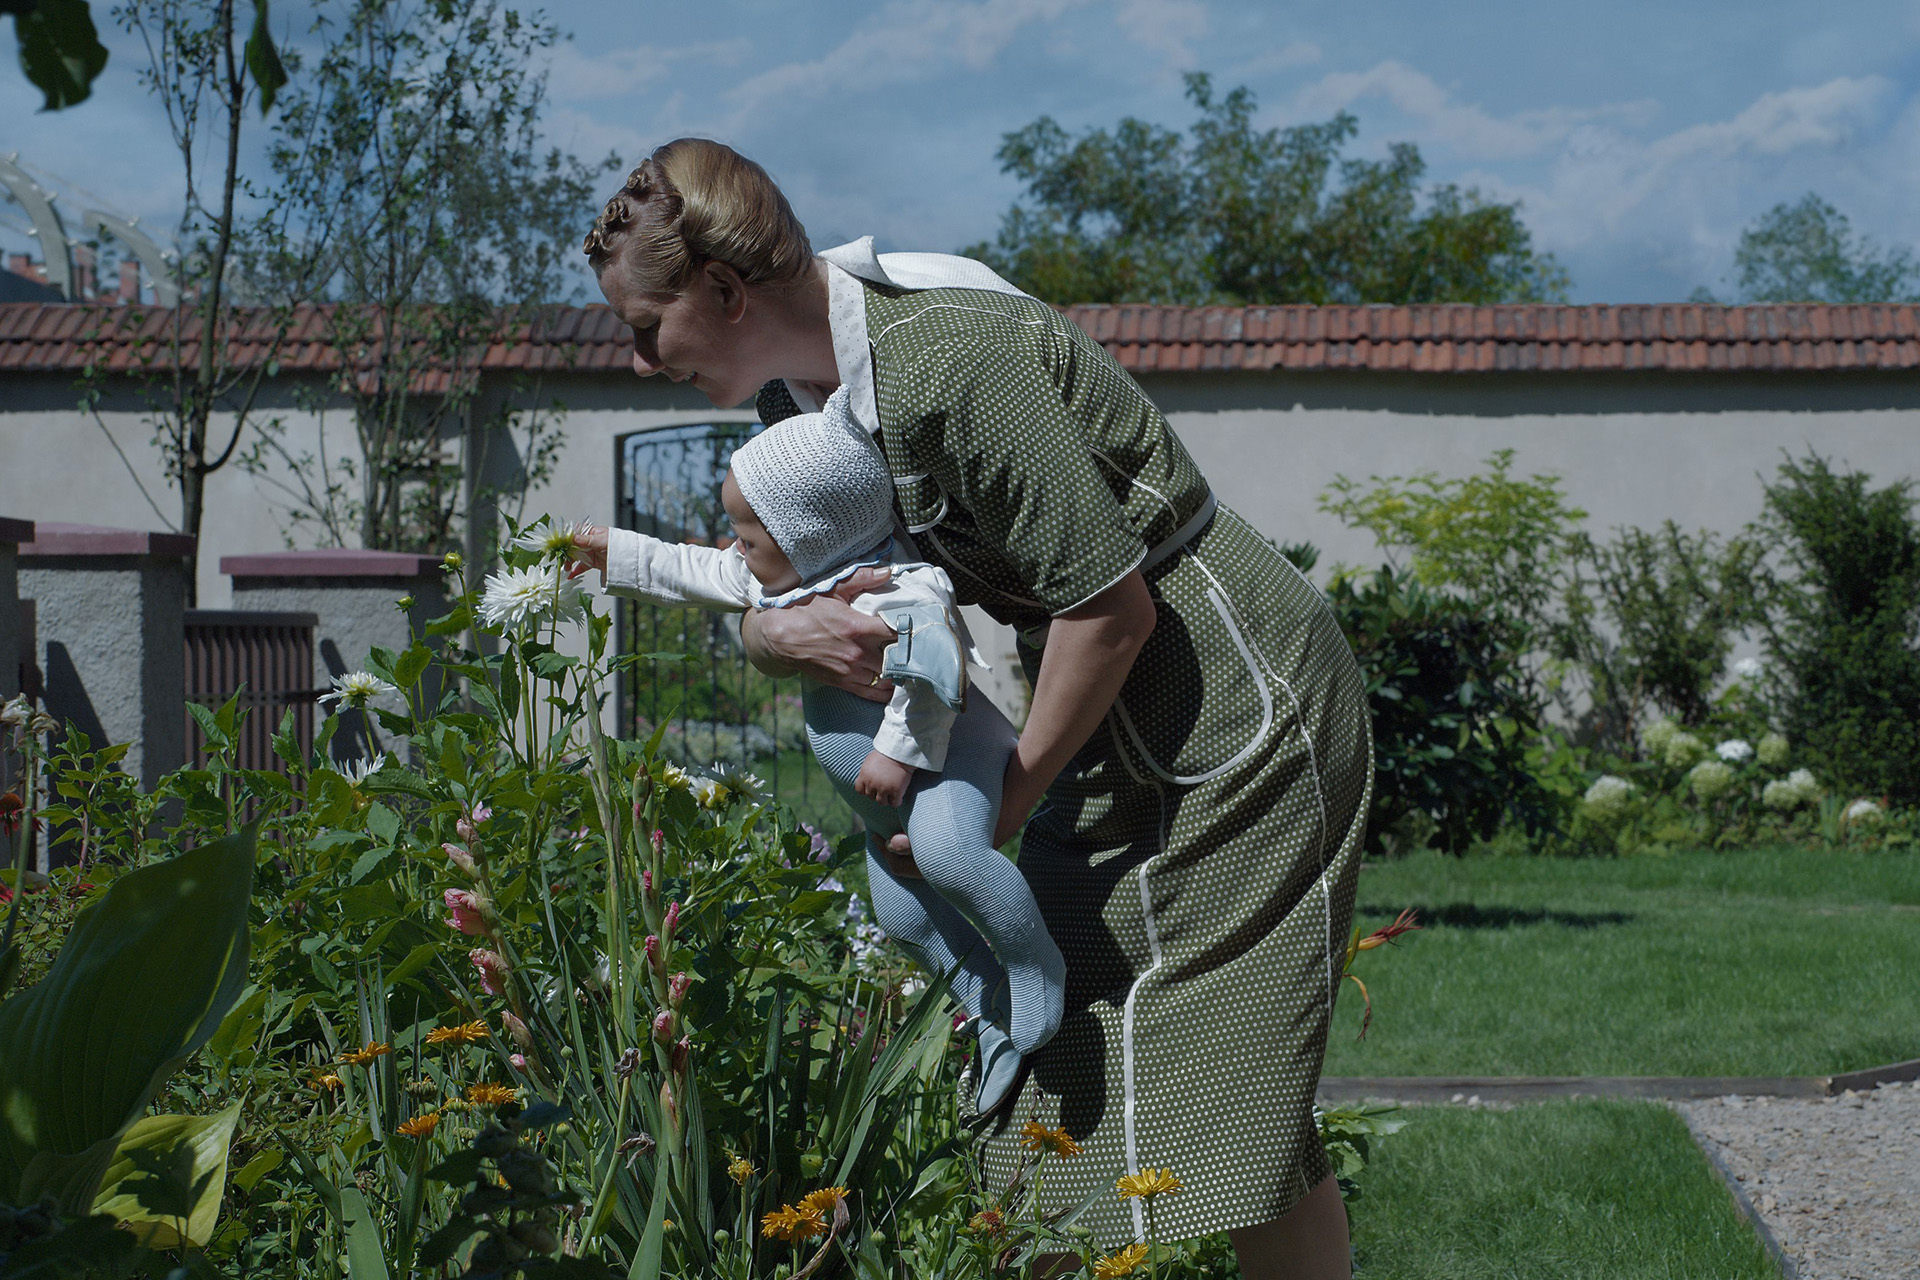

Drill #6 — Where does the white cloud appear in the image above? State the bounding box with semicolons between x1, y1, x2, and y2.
547;38;752;102
1229;41;1322;77
721;0;1096;125
1284;59;1657;160
1114;0;1208;67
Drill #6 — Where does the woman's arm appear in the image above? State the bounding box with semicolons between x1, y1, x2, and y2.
992;569;1156;845
740;578;899;702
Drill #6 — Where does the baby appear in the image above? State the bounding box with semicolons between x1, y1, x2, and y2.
589;387;1064;1114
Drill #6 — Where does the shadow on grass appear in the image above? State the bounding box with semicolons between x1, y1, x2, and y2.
1360;902;1636;930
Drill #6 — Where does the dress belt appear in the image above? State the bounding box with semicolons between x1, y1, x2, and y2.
1019;489;1217;648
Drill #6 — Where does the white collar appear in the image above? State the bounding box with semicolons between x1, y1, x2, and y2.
753;538;894;610
786;238;1029;437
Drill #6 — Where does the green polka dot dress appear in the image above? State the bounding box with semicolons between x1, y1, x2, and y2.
765;278;1373;1247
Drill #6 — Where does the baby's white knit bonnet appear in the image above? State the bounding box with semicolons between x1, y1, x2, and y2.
729;386;895;583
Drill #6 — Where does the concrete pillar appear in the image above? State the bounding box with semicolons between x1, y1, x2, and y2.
221;549;447;767
17;523;194;790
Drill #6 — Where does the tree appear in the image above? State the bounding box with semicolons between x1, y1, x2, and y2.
1722;193;1919;303
965;73;1569;306
78;0;292;603
242;0;612;555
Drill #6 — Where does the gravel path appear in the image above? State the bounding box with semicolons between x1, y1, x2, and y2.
1675;1081;1920;1280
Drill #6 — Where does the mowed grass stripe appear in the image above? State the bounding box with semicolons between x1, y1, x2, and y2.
1325;847;1920;1077
1351;1101;1782;1280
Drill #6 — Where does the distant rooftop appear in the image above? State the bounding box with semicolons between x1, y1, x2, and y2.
3;300;1919;377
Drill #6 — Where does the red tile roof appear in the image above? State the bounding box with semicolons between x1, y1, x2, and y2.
4;301;1919;377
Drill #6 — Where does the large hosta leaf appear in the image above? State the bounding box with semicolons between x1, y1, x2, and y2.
91;1102;242;1248
0;826;255;1212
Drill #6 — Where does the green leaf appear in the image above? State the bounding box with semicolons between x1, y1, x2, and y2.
8;0;107;111
341;1184;392;1280
245;0;287;115
626;1144;670;1280
91;1102;242;1248
393;642;432;691
364;802;400;844
0;826;255;1212
232;1146;282;1193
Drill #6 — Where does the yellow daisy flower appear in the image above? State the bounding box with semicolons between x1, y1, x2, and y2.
396;1111;441;1138
1115;1168;1183;1201
797;1186;848;1217
426;1020;490;1045
465;1082;520;1107
339;1041;392;1067
727;1157;755;1186
759;1204;828;1243
312;1072;344;1092
1018;1120;1083;1158
1093;1242;1150;1278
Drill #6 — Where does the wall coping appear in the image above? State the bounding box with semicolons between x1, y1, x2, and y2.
20;521;196;558
0;516;33;544
222;548;444;579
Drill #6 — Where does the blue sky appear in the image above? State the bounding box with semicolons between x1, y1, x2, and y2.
7;0;1920;302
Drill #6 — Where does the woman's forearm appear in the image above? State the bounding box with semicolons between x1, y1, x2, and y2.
740;608;800;677
997;570;1156;843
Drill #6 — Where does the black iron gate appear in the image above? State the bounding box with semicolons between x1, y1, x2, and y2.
616;422;833;826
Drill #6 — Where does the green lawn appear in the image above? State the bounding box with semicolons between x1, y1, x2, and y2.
1352;1101;1780;1279
1325;847;1920;1077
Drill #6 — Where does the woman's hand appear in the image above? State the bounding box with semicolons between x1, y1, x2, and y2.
570;523;609;574
740;567;898;701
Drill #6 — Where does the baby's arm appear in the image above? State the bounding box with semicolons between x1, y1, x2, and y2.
599;527;758;611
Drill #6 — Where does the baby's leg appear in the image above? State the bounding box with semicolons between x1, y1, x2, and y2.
902;698;1065;1055
803;684;1005;1021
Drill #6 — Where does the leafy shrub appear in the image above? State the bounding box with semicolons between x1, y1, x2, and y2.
1755;452;1920;807
1555;522;1764;748
1326;563;1555;855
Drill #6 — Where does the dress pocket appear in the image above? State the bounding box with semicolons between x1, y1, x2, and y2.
1109;556;1277;785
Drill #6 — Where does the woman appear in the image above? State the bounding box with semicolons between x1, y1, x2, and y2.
577;139;1372;1280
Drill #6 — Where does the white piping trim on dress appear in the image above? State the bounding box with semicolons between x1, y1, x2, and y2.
1110;582;1275;786
1106;714;1167;1243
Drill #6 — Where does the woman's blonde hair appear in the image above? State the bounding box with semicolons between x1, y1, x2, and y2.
584;139;812;295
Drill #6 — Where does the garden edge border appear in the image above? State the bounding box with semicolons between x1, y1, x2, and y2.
1673;1108;1802;1280
1315;1056;1920;1104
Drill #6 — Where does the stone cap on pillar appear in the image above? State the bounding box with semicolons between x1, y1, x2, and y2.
19;522;196;559
0;517;33;545
222;548;444;579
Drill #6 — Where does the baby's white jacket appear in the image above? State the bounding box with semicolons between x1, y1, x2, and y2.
600;529;989;772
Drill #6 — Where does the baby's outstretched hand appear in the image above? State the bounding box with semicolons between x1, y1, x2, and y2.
855;751;915;808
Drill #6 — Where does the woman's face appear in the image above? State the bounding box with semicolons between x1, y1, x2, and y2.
598;261;760;409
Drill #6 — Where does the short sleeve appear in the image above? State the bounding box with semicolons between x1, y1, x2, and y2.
894;334;1146;616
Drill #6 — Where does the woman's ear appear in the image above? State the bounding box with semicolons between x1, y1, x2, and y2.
707;260;750;324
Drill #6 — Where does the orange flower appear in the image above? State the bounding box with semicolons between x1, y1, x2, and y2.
965;1209;1005;1236
426;1020;490;1045
396;1111;441;1138
759;1204;828;1243
312;1073;344;1092
339;1041;391;1067
1018;1120;1083;1158
465;1082;519;1106
797;1186;848;1217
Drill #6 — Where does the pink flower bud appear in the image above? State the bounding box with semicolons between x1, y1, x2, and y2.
443;888;491;936
652;1008;675;1043
502;1010;533;1050
510;1052;529;1070
671;1034;691;1075
662;901;681;946
455;804;492;842
442;842;477;875
644;934;662;973
469;948;510;996
660;1078;679;1128
641;869;654;900
668;971;691;1007
651;828;665;859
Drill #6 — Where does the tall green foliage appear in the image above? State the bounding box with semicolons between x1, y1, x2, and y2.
1725;193;1919;304
1756;453;1920;807
966;73;1569;306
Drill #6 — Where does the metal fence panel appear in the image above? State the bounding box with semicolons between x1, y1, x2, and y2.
183;609;318;772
